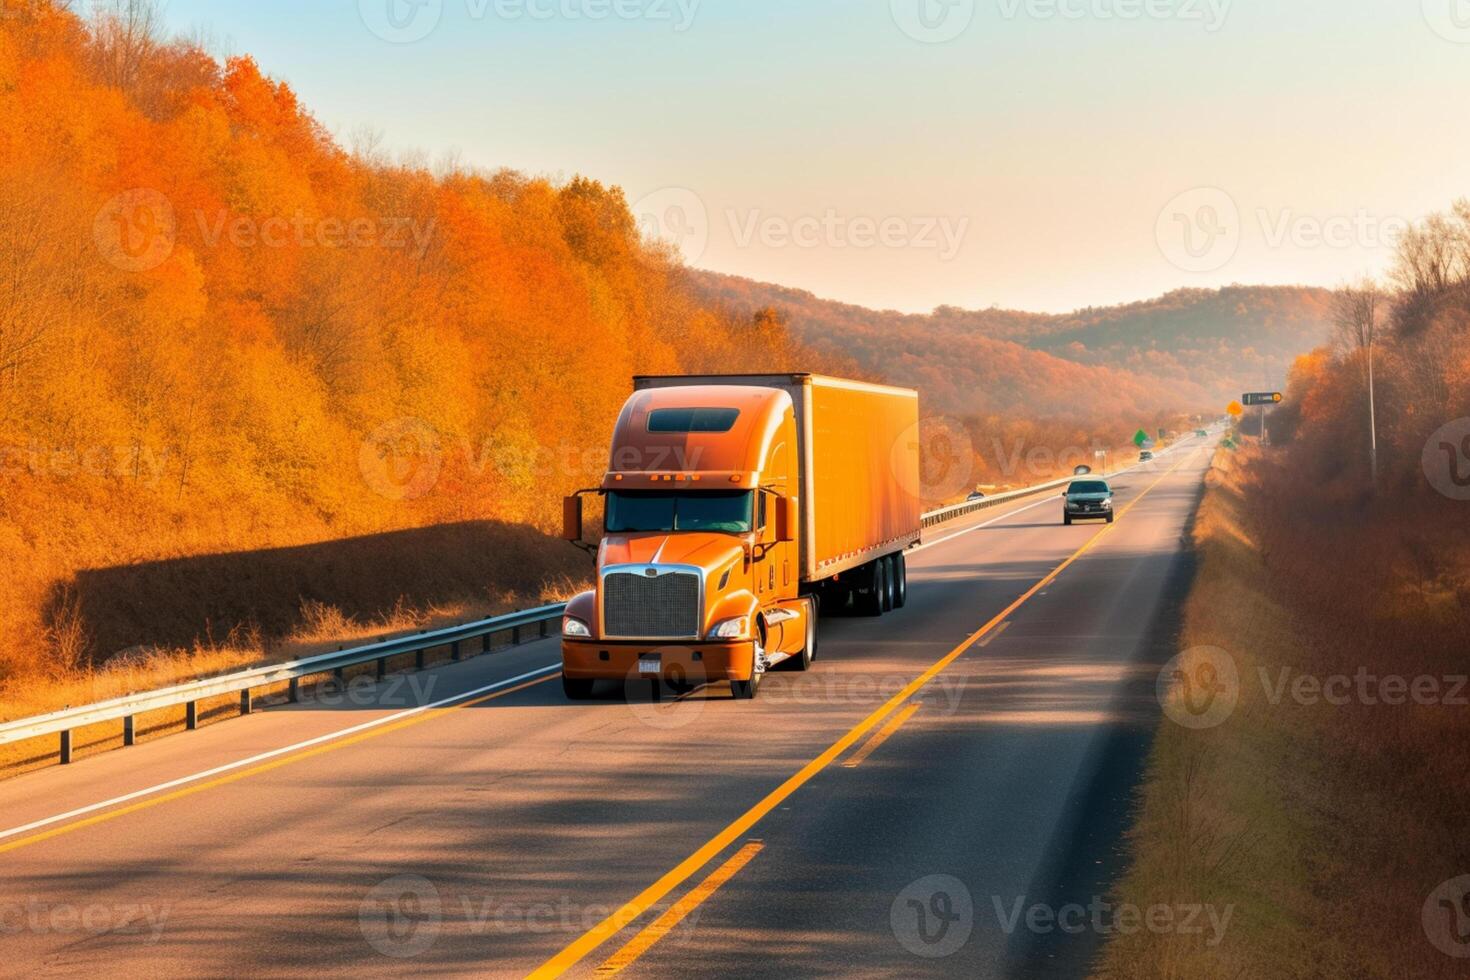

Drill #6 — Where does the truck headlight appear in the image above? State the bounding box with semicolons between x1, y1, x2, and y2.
562;616;591;638
709;618;749;640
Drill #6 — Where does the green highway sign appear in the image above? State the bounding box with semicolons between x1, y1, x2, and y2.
1133;429;1150;447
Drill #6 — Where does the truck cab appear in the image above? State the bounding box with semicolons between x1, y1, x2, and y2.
560;375;921;701
560;384;813;700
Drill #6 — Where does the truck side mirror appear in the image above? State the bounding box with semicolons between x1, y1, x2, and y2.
775;495;797;543
562;495;583;542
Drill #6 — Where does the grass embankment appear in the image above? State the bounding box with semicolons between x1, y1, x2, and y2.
0;503;591;776
1097;447;1470;978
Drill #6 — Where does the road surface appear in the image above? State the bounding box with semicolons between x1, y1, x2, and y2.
0;441;1213;978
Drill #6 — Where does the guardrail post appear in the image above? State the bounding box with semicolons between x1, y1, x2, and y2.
415;649;425;671
186;701;198;731
539;618;550;639
288;678;300;704
482;632;492;653
377;658;387;681
451;640;462;662
123;715;136;747
240;689;252;716
512;625;522;645
59;730;72;765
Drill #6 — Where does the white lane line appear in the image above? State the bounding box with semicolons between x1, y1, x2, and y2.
911;495;1059;553
0;664;562;843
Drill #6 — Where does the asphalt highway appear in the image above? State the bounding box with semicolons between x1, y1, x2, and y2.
0;439;1214;978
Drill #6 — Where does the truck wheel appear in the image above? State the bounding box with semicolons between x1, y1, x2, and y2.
732;636;765;699
860;559;887;617
893;553;908;609
563;675;595;700
1064;514;1073;526
881;556;896;613
791;600;817;671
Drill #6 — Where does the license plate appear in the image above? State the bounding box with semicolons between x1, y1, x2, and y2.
638;658;661;675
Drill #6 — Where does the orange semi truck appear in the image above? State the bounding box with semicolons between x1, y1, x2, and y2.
559;373;923;700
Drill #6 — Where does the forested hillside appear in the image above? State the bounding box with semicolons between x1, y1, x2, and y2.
0;2;825;706
690;273;1334;412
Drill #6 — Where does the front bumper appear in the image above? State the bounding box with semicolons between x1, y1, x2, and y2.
1066;504;1112;518
562;639;757;682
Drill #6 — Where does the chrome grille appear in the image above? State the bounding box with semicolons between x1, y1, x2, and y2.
603;568;701;639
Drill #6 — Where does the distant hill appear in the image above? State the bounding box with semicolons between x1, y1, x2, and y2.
686;271;1335;416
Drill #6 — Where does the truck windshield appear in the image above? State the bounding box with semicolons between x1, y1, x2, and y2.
605;491;754;534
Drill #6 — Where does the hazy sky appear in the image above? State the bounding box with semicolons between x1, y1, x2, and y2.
157;0;1470;314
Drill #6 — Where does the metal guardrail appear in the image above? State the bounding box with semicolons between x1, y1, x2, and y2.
921;476;1075;530
0;604;568;762
2;454;1178;765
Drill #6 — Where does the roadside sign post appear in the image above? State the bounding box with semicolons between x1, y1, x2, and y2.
1242;393;1283;444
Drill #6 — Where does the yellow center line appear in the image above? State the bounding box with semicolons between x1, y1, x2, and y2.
530;449;1200;978
594;841;766;977
843;701;922;769
0;675;557;856
977;620;1012;647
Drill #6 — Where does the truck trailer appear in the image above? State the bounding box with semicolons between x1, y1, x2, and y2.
559;373;923;700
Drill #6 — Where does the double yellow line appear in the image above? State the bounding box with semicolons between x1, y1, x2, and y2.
532;449;1200;977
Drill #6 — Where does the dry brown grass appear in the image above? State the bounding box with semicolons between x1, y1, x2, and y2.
0;571;587;776
1096;447;1470;978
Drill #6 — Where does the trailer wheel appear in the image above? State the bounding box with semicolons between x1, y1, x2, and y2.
860;559;887;617
880;556;896;613
893;552;908;609
562;675;595;700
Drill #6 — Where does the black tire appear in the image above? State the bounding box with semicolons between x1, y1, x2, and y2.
893;552;908;609
791;600;817;671
1064;514;1073;526
882;556;897;613
562;675;595;700
732;634;765;699
1106;513;1115;524
860;559;887;617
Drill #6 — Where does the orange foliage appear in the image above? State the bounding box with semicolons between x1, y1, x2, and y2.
0;2;827;693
